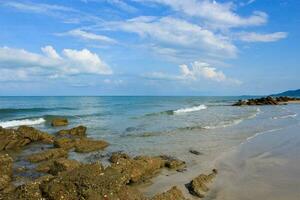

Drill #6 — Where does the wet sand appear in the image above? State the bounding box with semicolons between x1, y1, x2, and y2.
206;123;300;200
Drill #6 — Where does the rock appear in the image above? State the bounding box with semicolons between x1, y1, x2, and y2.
49;158;81;175
51;118;68;127
17;126;54;144
57;125;87;137
187;169;218;198
53;137;76;150
189;150;202;155
74;138;109;153
160;155;186;170
27;148;68;163
151;186;189;200
111;154;165;183
110;152;130;163
231;96;295;106
0;126;53;151
0;154;13;191
40;163;146;200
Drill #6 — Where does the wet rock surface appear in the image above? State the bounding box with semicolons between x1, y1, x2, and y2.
27;148;68;163
51;118;68;127
160;155;187;170
151;186;189;200
187;169;218;198
74;138;109;153
233;96;300;106
0;154;13;191
57;125;87;137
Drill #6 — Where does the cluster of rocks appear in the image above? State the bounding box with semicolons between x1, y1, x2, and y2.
232;96;300;106
0;118;218;200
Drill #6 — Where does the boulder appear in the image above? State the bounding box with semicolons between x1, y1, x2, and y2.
74;138;109;153
53;137;76;150
17;125;54;144
57;126;87;137
0;154;13;191
27;148;68;163
189;150;202;155
111;154;165;183
187;169;218;198
36;158;81;175
109;152;130;163
40;163;146;200
160;155;186;170
51;118;68;127
151;186;188;200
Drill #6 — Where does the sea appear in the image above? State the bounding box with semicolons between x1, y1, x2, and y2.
1;96;300;199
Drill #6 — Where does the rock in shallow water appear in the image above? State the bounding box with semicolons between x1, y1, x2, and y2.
187;169;218;198
27;148;68;163
151;186;189;200
0;154;13;191
57;125;87;137
51;118;68;127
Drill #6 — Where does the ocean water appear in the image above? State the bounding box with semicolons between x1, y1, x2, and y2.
1;96;299;197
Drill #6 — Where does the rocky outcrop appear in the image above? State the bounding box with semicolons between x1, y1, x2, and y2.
0;154;13;191
160;155;186;170
51;118;68;127
233;96;300;106
27;148;68;163
74;138;109;153
110;153;165;183
0;126;53;151
57;125;87;137
151;186;189;200
187;169;218;198
36;158;81;175
53;137;75;150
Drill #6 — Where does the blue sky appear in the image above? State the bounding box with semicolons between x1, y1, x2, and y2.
0;0;299;96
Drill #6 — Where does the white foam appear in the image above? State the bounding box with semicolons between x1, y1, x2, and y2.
0;118;46;128
174;105;207;114
272;113;297;120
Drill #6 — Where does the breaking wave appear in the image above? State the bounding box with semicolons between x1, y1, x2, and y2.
0;118;46;128
174;105;207;114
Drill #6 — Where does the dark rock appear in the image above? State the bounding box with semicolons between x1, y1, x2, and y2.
110;152;130;163
57;125;87;137
151;186;189;200
189;150;202;155
74;138;109;153
187;169;218;198
232;96;300;106
17;126;54;144
51;118;68;127
27;148;68;163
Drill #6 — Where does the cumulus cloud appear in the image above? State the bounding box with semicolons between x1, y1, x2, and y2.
144;61;241;84
59;29;117;43
0;46;112;81
238;32;288;42
105;16;237;57
135;0;267;28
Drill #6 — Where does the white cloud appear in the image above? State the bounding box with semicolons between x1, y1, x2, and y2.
238;32;288;42
0;46;112;81
106;16;237;57
60;29;117;43
135;0;267;28
144;61;241;84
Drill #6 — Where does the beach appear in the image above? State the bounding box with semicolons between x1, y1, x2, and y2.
0;96;300;199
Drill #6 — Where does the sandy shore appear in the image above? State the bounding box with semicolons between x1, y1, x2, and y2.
205;123;300;200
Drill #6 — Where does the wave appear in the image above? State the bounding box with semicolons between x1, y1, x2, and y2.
0;107;76;114
0;118;46;128
174;105;207;114
272;113;297;120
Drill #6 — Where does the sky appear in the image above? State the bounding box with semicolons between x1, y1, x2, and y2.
0;0;299;96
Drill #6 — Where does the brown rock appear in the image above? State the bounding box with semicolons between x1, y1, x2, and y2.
51;118;68;127
0;154;13;191
53;137;76;150
151;186;188;200
74;138;109;153
40;163;146;200
57;125;87;137
49;158;81;175
27;148;68;163
17;125;54;144
109;152;130;163
111;154;165;183
161;155;186;170
188;169;218;198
